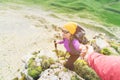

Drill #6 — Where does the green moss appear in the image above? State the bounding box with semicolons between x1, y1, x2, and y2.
74;60;87;66
63;67;68;72
59;57;66;60
109;41;120;54
27;56;55;79
28;57;36;68
100;47;113;55
41;57;55;70
12;77;18;80
32;51;39;55
39;56;47;60
28;66;42;79
19;72;27;80
41;59;51;70
48;58;55;64
53;50;70;59
71;75;80;80
74;59;100;80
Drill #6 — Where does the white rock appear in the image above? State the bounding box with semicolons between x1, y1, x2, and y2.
37;50;58;60
58;71;71;80
21;54;33;64
96;38;109;49
38;69;59;80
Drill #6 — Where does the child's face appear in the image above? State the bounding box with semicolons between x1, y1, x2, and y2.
62;28;71;39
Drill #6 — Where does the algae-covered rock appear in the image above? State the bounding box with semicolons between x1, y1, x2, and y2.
74;59;100;80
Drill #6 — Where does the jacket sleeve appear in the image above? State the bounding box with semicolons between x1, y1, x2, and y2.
58;38;65;44
87;52;120;80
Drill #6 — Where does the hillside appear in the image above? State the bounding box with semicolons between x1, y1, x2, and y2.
0;1;120;80
2;0;120;26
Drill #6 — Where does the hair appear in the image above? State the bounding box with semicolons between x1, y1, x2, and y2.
70;34;75;41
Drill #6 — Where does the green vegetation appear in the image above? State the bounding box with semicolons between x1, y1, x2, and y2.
71;75;80;80
27;57;42;79
109;41;120;54
28;66;42;79
6;0;119;26
1;0;120;27
107;2;120;11
27;56;55;79
53;50;70;59
12;77;18;80
100;47;113;55
74;59;100;80
41;57;55;70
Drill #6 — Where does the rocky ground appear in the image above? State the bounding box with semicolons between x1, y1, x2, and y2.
0;2;119;80
0;3;62;80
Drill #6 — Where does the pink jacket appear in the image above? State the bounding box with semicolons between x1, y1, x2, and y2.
87;52;120;80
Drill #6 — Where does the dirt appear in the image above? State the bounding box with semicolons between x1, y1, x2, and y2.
0;3;61;80
0;3;119;80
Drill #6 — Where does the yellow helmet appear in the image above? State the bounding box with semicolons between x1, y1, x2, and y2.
63;22;77;34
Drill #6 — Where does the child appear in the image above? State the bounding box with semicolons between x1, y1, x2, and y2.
57;22;85;70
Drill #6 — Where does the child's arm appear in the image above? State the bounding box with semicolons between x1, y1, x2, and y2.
57;38;65;44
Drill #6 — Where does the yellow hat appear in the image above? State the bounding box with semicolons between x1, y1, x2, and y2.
63;22;77;34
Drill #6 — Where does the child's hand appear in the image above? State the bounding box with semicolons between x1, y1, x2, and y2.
79;45;87;59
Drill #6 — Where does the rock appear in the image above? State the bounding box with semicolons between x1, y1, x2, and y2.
21;54;34;64
91;33;109;52
35;57;42;66
37;50;58;61
38;69;59;80
96;38;109;49
26;75;34;80
12;48;89;80
38;63;84;80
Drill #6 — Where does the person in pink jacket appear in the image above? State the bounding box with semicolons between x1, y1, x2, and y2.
80;45;120;80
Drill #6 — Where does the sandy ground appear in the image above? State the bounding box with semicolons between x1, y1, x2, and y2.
0;3;119;80
0;3;65;80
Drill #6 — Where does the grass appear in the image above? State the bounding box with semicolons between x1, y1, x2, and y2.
24;0;120;27
110;2;120;10
1;0;120;27
99;10;120;26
